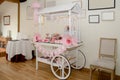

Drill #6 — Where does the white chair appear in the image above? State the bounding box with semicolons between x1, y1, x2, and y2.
90;38;117;80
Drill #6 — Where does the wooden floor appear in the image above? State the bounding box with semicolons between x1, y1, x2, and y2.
0;57;119;80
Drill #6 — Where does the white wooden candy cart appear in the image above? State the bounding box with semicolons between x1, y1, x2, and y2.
35;3;86;79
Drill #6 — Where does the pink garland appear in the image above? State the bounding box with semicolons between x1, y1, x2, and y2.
35;44;66;57
34;34;78;57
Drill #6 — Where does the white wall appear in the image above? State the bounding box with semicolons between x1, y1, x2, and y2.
56;0;74;5
20;0;120;75
0;1;18;39
81;0;120;75
20;1;39;39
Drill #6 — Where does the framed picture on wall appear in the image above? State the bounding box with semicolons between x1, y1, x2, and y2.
101;11;114;21
89;15;100;23
3;15;10;25
88;0;115;10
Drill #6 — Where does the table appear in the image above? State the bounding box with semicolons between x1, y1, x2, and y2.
6;40;34;61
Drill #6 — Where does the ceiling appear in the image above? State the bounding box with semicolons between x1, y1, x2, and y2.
0;0;18;4
0;0;19;14
0;1;17;15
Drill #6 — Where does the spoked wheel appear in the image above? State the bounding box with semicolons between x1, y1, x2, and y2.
71;50;86;69
51;55;71;80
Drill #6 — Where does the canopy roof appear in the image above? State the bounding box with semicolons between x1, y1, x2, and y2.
39;3;81;14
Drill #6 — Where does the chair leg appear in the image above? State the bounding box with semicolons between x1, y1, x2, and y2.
90;67;93;80
111;71;114;80
98;69;100;80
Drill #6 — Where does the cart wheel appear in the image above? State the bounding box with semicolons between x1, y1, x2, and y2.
51;55;71;79
71;50;86;69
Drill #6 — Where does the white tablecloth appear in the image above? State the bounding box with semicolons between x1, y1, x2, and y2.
6;40;34;61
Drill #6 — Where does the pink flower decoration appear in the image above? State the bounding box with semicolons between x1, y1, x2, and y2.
62;34;77;46
33;33;42;42
62;34;72;46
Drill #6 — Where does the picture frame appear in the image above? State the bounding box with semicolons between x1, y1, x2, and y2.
88;0;115;10
3;15;10;25
101;11;114;21
89;15;100;23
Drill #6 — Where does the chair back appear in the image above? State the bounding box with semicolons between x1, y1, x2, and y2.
99;38;117;62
